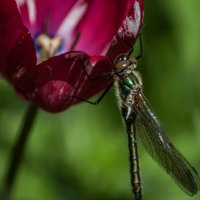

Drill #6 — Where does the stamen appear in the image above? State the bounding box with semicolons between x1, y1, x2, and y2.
36;34;62;63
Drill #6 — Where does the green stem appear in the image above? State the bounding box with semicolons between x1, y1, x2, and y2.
1;31;79;200
1;104;38;200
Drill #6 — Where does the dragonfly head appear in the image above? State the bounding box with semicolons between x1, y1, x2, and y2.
115;55;137;76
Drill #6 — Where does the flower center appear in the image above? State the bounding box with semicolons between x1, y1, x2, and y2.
36;34;63;62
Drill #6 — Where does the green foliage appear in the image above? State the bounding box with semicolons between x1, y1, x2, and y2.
1;1;200;199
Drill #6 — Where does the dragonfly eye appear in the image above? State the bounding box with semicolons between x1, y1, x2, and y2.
118;55;128;61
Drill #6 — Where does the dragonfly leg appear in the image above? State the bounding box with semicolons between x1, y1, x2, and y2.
69;32;114;80
122;108;142;200
69;32;81;51
136;34;143;60
69;81;114;105
73;59;114;81
120;34;143;60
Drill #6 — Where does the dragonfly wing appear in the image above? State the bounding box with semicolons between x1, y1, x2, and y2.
133;93;200;196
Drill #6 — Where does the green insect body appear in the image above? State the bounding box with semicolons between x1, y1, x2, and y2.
113;54;200;200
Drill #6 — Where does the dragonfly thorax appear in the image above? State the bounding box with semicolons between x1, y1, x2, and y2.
115;55;137;77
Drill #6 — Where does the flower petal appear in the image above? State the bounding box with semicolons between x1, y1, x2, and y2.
66;0;130;54
17;0;77;37
0;0;36;83
15;51;113;112
107;0;144;60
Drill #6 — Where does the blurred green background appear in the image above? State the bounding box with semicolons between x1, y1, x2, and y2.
1;0;200;200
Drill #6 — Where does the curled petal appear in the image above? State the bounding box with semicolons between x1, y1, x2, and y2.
15;52;113;112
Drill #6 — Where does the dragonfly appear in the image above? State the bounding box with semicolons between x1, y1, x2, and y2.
113;49;200;199
70;37;200;200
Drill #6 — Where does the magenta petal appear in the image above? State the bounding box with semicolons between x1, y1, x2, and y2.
69;0;130;55
15;52;113;112
17;0;77;37
107;0;144;60
0;0;37;83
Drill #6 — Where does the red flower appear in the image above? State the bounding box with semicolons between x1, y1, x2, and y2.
0;0;144;112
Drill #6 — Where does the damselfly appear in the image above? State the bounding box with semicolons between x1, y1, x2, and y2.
114;50;200;199
71;37;200;200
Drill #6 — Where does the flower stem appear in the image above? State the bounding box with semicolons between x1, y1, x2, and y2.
1;104;38;200
1;30;80;200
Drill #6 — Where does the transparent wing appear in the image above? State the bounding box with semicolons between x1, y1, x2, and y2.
133;93;200;196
